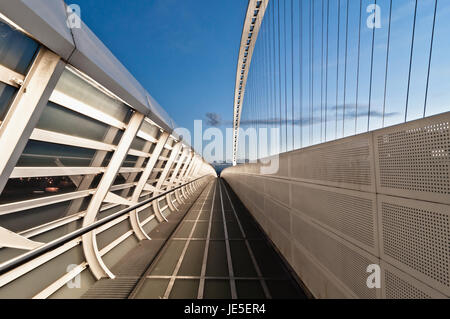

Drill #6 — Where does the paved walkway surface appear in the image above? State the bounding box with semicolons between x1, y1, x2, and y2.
130;178;308;299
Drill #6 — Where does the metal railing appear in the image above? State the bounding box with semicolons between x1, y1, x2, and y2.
0;175;209;275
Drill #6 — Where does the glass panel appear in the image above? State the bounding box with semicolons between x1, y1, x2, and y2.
37;102;111;142
0;176;78;204
236;280;265;299
53;69;130;122
0;196;91;233
178;240;205;276
169;279;199;299
266;280;306;299
134;279;169;299
122;154;139;167
113;174;127;186
230;240;257;277
204;280;231;299
0;82;16;121
130;136;147;151
17;140;105;167
140;120;159;139
0;21;39;74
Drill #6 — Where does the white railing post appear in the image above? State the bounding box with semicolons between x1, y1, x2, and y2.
0;48;65;194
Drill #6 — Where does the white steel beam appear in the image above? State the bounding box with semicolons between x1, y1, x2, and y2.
177;152;193;185
192;158;203;178
10;167;103;178
81;112;144;280
0;238;81;288
64;126;119;219
175;152;192;203
183;155;198;197
188;157;201;194
49;90;126;130
155;142;182;192
0;189;93;216
143;183;159;193
167;149;189;207
177;152;194;199
129;132;169;238
170;149;188;185
184;155;197;182
164;146;184;211
137;130;157;144
30;128;115;152
152;142;182;220
120;139;153;198
104;192;136;206
0;227;43;250
0;48;66;194
0;64;25;87
0;182;136;217
9;166;141;178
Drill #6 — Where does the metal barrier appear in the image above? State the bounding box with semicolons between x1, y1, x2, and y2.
0;175;208;276
222;112;450;299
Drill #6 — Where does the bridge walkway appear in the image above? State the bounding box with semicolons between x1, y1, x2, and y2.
128;178;308;299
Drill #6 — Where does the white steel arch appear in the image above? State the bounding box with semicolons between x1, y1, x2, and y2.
232;0;269;165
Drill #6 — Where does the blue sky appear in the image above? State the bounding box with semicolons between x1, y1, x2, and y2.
72;0;449;162
73;0;247;146
238;0;450;159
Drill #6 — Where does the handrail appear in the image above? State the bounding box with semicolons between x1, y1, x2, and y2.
0;175;209;276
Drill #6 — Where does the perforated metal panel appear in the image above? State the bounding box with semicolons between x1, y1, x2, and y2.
264;177;290;205
223;112;450;299
378;195;450;296
381;262;447;299
291;213;379;299
290;181;378;255
292;240;354;299
374;113;450;204
288;134;375;192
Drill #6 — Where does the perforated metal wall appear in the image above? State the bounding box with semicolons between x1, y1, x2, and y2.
379;195;449;296
223;112;450;299
288;135;375;192
374;113;450;204
291;182;377;255
381;262;447;299
291;213;379;299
